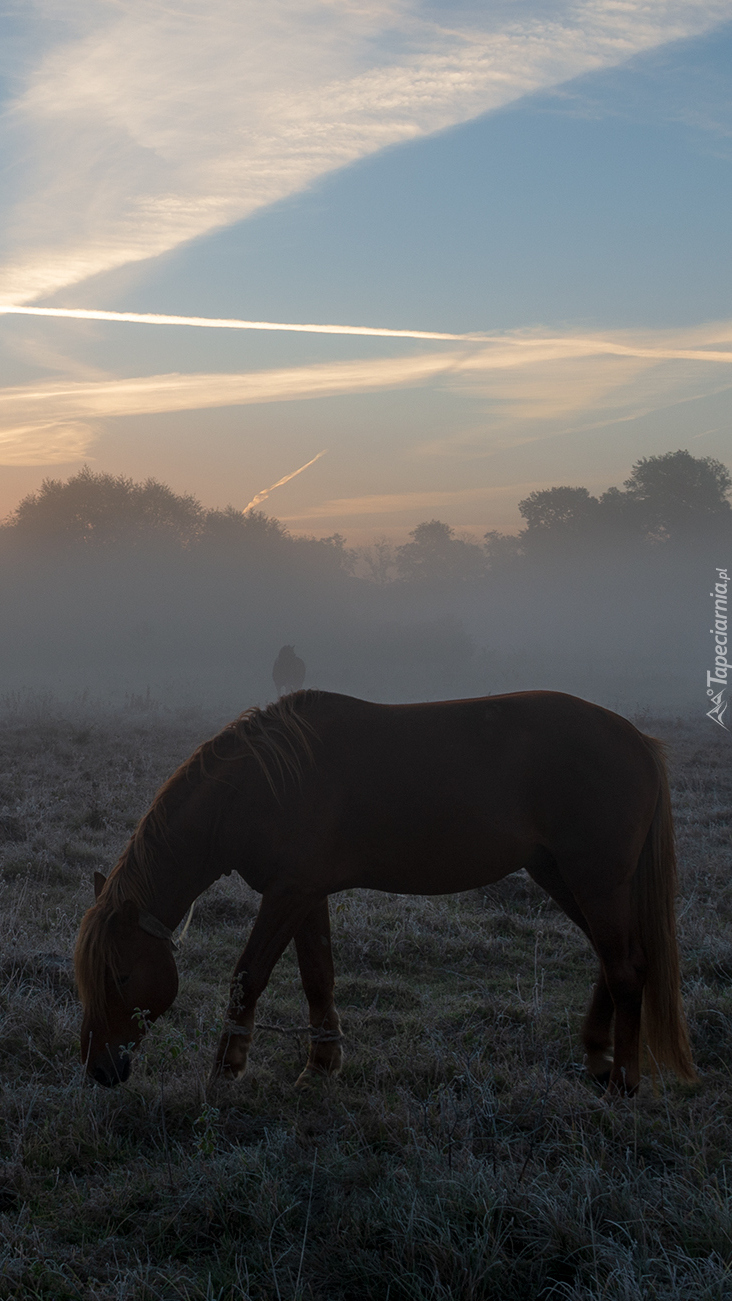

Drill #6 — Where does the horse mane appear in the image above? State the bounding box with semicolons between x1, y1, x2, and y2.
74;691;319;1027
210;690;318;796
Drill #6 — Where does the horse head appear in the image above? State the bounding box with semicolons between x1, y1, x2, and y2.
75;872;179;1086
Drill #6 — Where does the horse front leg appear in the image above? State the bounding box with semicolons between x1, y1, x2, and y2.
293;897;343;1088
211;886;316;1082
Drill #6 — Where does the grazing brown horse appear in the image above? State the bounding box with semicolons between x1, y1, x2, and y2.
272;645;305;697
74;690;695;1095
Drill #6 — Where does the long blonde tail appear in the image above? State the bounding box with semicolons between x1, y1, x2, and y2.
634;737;696;1081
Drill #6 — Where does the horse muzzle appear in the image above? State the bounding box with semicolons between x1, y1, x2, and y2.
89;1049;131;1086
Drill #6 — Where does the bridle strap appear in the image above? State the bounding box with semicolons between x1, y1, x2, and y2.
138;910;179;949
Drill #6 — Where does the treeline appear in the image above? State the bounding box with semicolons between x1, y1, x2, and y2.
2;449;730;586
0;468;351;579
366;448;732;582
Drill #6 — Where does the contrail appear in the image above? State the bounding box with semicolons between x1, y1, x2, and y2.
2;304;732;362
243;450;327;513
0;304;482;342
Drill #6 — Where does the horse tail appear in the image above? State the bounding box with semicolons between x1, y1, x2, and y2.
635;736;696;1082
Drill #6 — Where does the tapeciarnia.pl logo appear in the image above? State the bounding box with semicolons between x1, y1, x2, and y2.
707;566;729;729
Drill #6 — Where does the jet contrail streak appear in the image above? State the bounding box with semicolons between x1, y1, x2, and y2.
243;450;327;513
0;304;481;342
2;305;732;361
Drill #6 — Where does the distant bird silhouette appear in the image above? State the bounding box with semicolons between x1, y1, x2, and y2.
272;645;306;697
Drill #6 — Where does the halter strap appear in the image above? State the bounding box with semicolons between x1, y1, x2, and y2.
138;910;179;949
137;901;196;949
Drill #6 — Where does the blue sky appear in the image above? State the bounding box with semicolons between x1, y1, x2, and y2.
1;1;731;540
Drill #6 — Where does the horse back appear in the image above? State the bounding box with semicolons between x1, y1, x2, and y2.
274;691;659;894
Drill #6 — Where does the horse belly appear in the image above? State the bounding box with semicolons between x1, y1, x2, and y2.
350;821;529;895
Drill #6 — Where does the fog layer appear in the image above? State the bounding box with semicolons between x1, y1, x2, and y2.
1;453;729;716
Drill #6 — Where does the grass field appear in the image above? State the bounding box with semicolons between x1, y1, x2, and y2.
0;693;730;1300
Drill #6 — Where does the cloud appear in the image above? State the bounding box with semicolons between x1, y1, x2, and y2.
280;481;548;522
1;0;730;301
2;319;732;463
0;352;459;463
431;322;732;453
0;420;99;466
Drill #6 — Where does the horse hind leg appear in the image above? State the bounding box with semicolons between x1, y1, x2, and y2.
530;851;647;1094
582;976;615;1086
572;878;647;1096
526;852;614;1084
598;936;646;1095
293;897;343;1088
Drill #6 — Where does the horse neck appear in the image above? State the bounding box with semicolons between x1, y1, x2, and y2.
137;781;232;931
140;847;210;933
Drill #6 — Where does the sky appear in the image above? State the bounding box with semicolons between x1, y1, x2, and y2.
1;0;731;542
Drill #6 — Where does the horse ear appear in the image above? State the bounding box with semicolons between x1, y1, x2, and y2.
93;871;107;900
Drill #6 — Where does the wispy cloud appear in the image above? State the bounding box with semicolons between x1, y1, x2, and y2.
0;420;99;466
281;481;548;522
432;321;732;453
1;0;729;301
2;319;732;465
0;352;459;463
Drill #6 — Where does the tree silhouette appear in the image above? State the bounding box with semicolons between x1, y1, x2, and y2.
515;452;732;553
7;466;203;548
518;486;600;534
396;520;485;583
621;449;732;540
1;469;360;586
199;505;289;553
357;537;397;585
291;532;356;577
483;530;524;567
517;486;602;554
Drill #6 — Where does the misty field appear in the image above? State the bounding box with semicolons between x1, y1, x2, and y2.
0;694;730;1300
